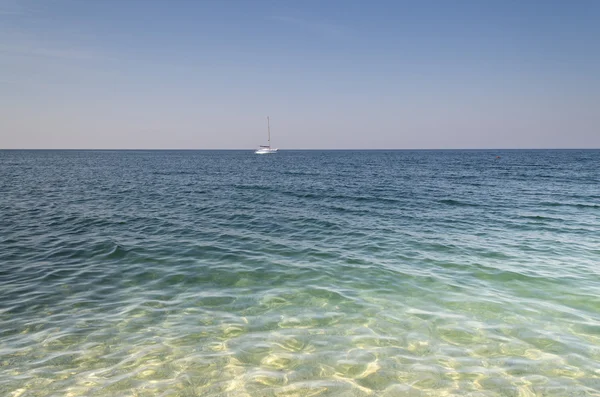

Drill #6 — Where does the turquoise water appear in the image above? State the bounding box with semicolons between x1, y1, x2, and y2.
1;149;599;396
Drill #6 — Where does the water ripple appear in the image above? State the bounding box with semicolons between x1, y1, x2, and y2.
0;149;599;396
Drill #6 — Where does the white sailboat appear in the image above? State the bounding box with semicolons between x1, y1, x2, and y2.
255;116;278;154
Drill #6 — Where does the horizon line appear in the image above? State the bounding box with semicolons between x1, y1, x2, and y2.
1;148;599;151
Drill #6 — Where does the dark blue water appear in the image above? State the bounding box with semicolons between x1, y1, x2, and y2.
1;150;599;396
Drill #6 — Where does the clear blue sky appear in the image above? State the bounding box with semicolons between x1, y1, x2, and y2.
1;0;598;149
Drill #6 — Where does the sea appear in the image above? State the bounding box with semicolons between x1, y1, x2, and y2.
1;149;599;397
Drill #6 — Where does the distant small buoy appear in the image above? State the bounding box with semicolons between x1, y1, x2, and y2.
496;156;501;159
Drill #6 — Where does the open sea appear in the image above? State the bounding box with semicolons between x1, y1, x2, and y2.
1;149;599;397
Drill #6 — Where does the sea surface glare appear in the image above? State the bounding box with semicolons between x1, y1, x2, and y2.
1;149;599;396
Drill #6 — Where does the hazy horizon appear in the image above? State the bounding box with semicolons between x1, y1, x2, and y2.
1;0;599;150
4;145;598;150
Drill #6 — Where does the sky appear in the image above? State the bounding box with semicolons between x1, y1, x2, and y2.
1;0;599;149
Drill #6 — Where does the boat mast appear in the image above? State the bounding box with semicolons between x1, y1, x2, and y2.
267;116;271;148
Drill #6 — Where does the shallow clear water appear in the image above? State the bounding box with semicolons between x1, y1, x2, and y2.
1;149;599;396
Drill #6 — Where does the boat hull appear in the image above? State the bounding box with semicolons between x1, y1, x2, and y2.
254;148;278;154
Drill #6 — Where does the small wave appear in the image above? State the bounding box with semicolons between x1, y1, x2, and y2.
573;203;600;209
279;190;322;200
151;170;196;176
520;215;548;220
438;199;479;207
518;214;568;223
234;184;272;191
105;243;128;259
540;201;600;209
282;170;319;177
